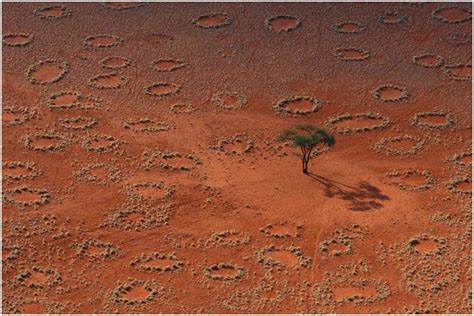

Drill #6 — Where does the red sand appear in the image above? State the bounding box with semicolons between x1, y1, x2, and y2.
2;2;472;314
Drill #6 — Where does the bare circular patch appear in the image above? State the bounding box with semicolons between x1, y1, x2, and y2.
373;85;409;102
60;116;97;130
139;148;202;171
209;230;250;246
384;169;435;192
21;130;70;152
412;111;454;130
326;112;391;134
151;58;186;72
130;252;183;272
3;161;41;181
446;31;471;46
413;54;444;68
209;133;255;156
17;267;62;288
144;82;181;97
74;161;122;185
379;12;407;24
333;21;366;34
407;234;448;256
123;181;174;202
443;64;471;81
204;263;245;281
102;2;144;10
112;279;160;305
34;5;71;20
89;73;128;89
256;245;311;269
447;176;472;195
26;60;68;84
265;15;301;33
3;33;34;47
372;135;425;156
46;91;102;110
3;187;50;207
81;134;121;153
432;6;471;23
84;34;123;48
333;47;370;61
123;118;173;133
102;202;173;230
274;95;321;115
73;238;120;260
3;106;37;127
212;91;247;110
99;56;130;69
170;102;196;114
192;12;232;29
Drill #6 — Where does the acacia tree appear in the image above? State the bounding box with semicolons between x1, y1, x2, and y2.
277;124;335;174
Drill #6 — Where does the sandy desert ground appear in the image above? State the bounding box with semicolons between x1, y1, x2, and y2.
2;1;473;314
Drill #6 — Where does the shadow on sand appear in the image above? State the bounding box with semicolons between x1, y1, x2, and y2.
307;172;390;211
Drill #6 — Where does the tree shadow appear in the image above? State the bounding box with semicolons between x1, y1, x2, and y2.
306;172;390;211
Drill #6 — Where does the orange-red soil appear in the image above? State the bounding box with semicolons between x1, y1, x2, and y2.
2;2;472;314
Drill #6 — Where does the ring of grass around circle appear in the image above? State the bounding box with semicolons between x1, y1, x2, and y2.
204;263;245;281
3;33;34;47
273;95;321;115
3;187;50;207
2;161;41;181
26;60;68;84
192;12;233;29
130;252;184;272
384;169;435;192
432;5;472;23
264;15;301;33
325;112;391;134
412;111;455;130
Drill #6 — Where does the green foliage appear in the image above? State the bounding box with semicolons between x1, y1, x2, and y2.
277;124;335;173
278;124;335;148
